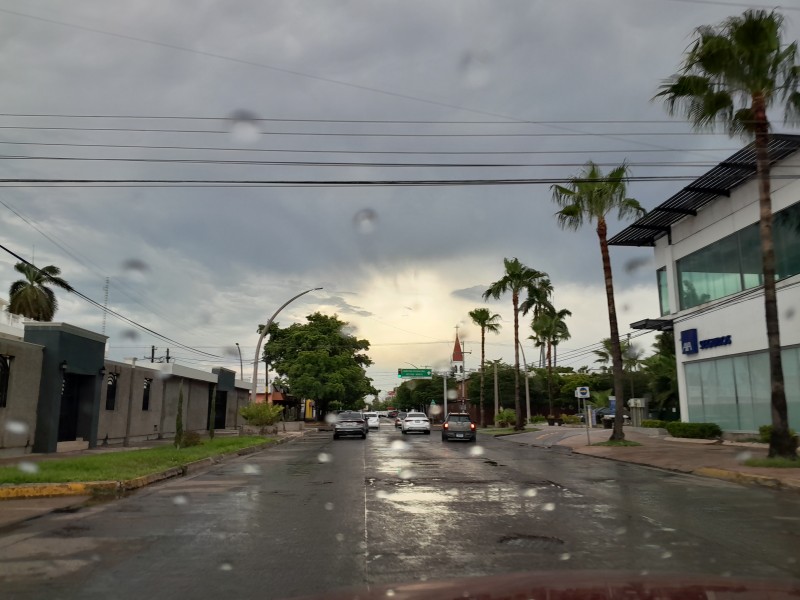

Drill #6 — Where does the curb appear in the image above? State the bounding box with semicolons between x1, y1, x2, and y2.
0;434;303;500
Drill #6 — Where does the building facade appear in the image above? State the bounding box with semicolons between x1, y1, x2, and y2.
610;135;800;433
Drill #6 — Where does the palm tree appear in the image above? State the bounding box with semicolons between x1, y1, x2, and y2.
520;278;554;367
468;308;502;427
655;9;798;459
483;258;549;430
7;262;72;321
552;163;645;441
532;306;571;415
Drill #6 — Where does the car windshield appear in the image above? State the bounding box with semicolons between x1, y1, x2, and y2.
3;3;800;599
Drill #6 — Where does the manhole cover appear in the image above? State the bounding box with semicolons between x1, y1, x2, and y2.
498;534;564;549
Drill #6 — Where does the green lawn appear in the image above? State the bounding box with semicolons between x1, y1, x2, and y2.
480;427;535;437
592;440;643;447
0;436;275;484
744;456;800;468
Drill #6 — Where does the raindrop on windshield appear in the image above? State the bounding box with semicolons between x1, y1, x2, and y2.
542;502;556;511
121;258;149;275
358;541;367;550
429;404;442;418
325;413;337;425
736;451;753;463
228;109;261;145
614;526;627;535
335;533;345;542
468;445;485;457
120;329;140;341
459;50;491;88
172;495;189;506
324;502;334;511
317;452;333;463
17;461;39;474
375;490;389;499
624;256;652;274
446;389;458;400
243;464;261;475
522;489;538;498
559;553;571;561
386;590;396;598
390;440;409;451
398;468;415;480
5;420;28;435
219;562;233;572
353;209;378;235
661;551;673;559
785;307;796;320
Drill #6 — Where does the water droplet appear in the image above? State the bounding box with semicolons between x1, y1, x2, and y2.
121;258;149;274
459;50;491;88
542;502;556;511
640;570;650;577
335;533;345;542
243;464;261;475
386;590;395;598
219;562;233;572
788;557;797;564
661;551;673;559
17;461;39;474
398;468;415;480
375;490;389;499
172;495;189;506
353;209;378;235
91;554;101;562
223;346;240;359
390;440;409;451
643;531;652;539
317;452;333;464
559;553;571;561
522;489;538;498
5;420;28;435
786;307;796;320
614;526;627;535
325;413;337;425
736;451;753;463
468;445;485;457
120;329;140;341
721;571;732;578
429;404;442;417
447;389;458;400
228;109;261;144
358;541;367;550
324;502;334;511
624;256;652;274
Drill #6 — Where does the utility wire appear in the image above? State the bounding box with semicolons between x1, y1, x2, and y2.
0;243;222;359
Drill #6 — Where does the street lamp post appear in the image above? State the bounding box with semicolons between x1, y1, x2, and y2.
518;341;531;423
235;342;243;380
250;287;322;405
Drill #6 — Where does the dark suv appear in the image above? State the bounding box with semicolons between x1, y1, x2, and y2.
441;413;476;442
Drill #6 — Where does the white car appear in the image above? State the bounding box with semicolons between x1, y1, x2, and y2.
363;412;380;429
401;412;431;435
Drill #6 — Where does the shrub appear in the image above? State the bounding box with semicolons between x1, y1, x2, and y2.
665;421;722;440
240;403;285;426
561;414;581;425
496;409;516;427
530;415;547;424
179;431;203;447
758;425;798;444
642;419;667;429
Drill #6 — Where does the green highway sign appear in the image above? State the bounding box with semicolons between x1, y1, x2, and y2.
397;368;433;379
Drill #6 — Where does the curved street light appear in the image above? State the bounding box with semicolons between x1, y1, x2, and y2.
250;287;323;405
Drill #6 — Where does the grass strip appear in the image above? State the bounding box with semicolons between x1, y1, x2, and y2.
744;457;800;468
0;436;275;484
480;428;528;437
592;440;643;447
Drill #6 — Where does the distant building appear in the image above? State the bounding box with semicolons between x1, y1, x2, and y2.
610;135;800;433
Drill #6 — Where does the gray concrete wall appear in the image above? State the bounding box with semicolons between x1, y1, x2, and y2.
0;336;44;457
97;361;163;444
185;378;214;432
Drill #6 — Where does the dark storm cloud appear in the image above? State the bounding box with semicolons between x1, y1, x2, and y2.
450;285;487;302
318;294;373;317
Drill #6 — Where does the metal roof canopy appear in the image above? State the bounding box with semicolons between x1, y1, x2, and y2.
608;134;800;247
630;318;673;331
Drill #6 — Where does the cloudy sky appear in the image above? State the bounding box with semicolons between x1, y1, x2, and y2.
1;0;798;395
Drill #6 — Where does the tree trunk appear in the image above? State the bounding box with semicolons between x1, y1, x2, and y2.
512;292;522;430
752;96;797;459
479;328;486;428
597;217;626;441
547;339;554;415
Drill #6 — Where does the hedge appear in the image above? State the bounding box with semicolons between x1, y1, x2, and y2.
641;419;667;429
758;425;798;444
665;421;722;439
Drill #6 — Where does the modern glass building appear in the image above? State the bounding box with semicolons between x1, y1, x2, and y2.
610;135;800;433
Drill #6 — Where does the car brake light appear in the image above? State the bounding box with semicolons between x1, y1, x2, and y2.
443;423;449;429
470;423;476;430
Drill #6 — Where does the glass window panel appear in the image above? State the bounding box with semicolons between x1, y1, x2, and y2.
657;268;670;316
748;353;771;429
685;363;705;423
774;202;800;280
699;361;718;424
708;358;738;430
677;233;743;309
737;223;763;289
781;347;800;432
733;355;756;431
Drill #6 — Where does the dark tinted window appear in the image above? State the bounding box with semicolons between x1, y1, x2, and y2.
448;415;471;423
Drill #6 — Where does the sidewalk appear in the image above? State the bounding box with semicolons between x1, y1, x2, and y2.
502;425;800;493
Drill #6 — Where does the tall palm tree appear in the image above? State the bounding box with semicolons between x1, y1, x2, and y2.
655;9;799;459
468;308;502;427
552;163;644;441
520;278;554;367
483;258;549;430
7;262;71;321
532;306;571;415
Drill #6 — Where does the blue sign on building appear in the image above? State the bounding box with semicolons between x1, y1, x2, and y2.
681;329;699;355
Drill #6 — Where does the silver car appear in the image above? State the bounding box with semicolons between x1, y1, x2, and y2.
333;411;367;439
401;412;431;435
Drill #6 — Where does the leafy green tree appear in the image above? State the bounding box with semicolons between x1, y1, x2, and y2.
552;163;645;441
7;262;71;321
642;332;680;420
468;307;502;427
262;313;375;419
483;258;550;430
395;375;452;414
656;9;799;459
532;306;572;415
467;361;517;417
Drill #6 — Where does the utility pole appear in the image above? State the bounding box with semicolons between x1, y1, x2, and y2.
165;349;170;364
493;361;499;426
442;370;448;421
150;346;155;363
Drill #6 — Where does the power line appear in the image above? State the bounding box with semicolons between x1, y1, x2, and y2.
0;243;222;359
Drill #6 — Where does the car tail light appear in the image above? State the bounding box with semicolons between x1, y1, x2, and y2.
443;423;449;429
470;423;476;430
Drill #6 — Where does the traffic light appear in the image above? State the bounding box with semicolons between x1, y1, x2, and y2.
398;368;402;378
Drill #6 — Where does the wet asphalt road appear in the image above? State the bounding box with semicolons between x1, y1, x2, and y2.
2;425;800;599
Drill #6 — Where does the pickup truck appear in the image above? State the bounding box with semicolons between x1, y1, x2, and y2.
441;413;476;442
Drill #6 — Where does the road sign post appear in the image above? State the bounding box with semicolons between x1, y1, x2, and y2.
575;386;591;446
